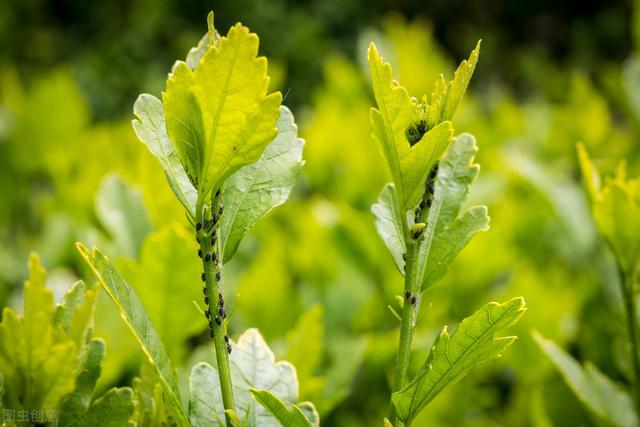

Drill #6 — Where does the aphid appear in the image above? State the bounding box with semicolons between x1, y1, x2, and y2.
201;272;206;282
198;249;202;258
215;189;221;197
215;316;222;326
224;335;229;343
210;235;217;246
404;290;412;300
204;296;209;305
219;205;224;215
202;287;207;296
208;320;213;329
426;198;432;208
196;222;202;231
209;329;214;338
212;213;219;225
212;252;218;263
218;295;224;307
227;344;232;354
402;253;406;261
204;253;211;262
218;307;225;318
427;181;435;194
216;271;221;281
205;309;210;318
410;295;417;306
429;164;439;179
420;199;427;209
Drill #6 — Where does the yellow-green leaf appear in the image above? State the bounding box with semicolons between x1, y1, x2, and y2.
392;298;525;423
368;42;454;209
163;22;282;199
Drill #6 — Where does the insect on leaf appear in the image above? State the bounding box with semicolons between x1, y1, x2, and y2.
392;297;525;423
368;42;454;210
76;243;189;426
534;332;638;427
219;106;305;263
415;133;489;291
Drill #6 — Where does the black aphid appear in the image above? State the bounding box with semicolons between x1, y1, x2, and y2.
202;287;207;295
212;252;218;262
211;236;217;246
219;205;224;215
426;199;432;208
204;296;209;305
215;316;222;326
224;335;229;343
410;295;417;305
205;309;210;318
216;271;221;281
227;344;232;354
404;290;412;300
201;272;206;282
204;253;211;262
196;222;202;231
198;249;202;258
402;253;406;261
209;329;214;338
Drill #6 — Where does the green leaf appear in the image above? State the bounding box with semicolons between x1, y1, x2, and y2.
368;42;454;210
250;389;314;427
189;328;319;427
577;143;640;275
76;243;189;426
533;332;638;427
371;183;406;273
162;21;282;198
219;105;305;262
392;297;525;423
58;338;135;426
415;133;489;291
118;226;205;362
95;174;153;258
442;40;481;121
58;338;106;424
0;253;79;411
53;280;99;346
74;387;136;427
132;93;198;218
132;363;176;427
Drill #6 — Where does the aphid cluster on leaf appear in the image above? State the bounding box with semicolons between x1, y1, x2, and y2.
405;118;429;147
413;162;440;227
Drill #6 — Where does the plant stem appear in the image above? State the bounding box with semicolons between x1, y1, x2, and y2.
620;264;640;415
197;192;235;427
389;238;419;427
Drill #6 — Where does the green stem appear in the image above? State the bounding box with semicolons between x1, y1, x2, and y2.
197;192;235;427
389;239;419;427
621;265;640;415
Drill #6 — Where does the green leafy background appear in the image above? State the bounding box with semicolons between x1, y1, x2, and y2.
1;2;640;426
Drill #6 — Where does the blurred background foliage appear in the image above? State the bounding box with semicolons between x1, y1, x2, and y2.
1;0;640;426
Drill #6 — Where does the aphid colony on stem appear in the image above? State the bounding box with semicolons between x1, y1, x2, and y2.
195;189;231;353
